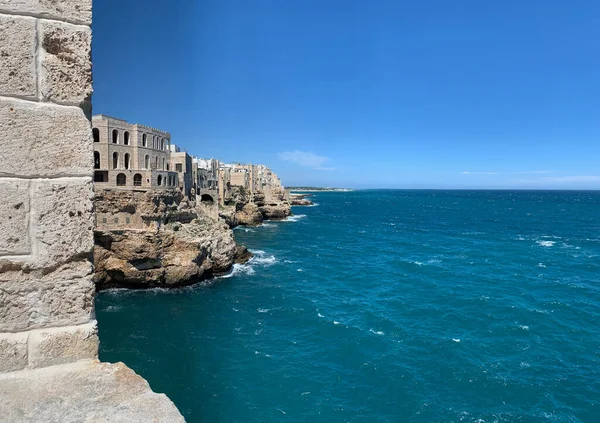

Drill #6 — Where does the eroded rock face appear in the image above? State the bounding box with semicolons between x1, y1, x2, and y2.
94;217;238;289
94;190;251;290
236;203;264;226
259;202;292;220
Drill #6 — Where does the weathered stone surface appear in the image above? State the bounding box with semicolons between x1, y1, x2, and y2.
31;178;94;267
0;0;92;24
0;261;93;332
0;179;30;255
259;202;292;220
93;189;245;289
0;15;36;98
0;99;93;177
236;202;264;226
28;322;98;368
39;20;92;105
0;332;28;373
0;360;184;422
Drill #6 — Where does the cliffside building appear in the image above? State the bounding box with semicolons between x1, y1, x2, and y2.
169;144;194;199
92;115;179;191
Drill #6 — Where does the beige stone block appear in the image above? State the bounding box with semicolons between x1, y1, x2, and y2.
0;15;36;98
39;20;92;105
0;261;94;332
30;178;94;267
0;179;30;255
0;332;28;372
0;99;93;177
28;321;98;368
0;0;92;25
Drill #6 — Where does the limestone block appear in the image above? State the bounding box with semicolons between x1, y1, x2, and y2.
0;179;30;255
30;178;94;267
0;15;36;98
28;321;98;368
0;361;185;422
0;99;93;177
0;0;92;24
0;332;28;372
39;20;92;105
0;261;94;332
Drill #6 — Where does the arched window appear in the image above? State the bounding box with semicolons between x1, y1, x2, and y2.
112;129;118;144
93;128;99;143
157;175;162;186
162;158;166;170
134;174;142;187
166;163;170;171
142;134;147;147
155;157;158;169
112;152;118;169
124;153;130;170
116;173;126;186
161;138;164;150
94;151;100;169
153;136;156;149
144;155;149;169
124;131;130;145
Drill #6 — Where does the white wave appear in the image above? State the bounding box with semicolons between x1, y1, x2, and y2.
301;392;311;396
537;263;546;268
257;308;270;313
452;338;461;343
369;329;384;335
520;362;531;368
333;321;341;325
308;203;319;207
248;249;277;266
283;214;306;222
318;313;324;318
244;228;255;233
519;325;529;331
427;259;441;264
536;240;555;247
232;308;239;312
260;222;275;227
297;268;303;272
412;261;423;266
218;263;255;278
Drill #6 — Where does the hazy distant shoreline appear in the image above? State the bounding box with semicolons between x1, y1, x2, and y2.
289;187;353;192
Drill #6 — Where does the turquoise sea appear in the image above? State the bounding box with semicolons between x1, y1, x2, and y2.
96;190;600;422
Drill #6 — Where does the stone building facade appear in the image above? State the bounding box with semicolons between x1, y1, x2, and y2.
169;145;194;198
92;114;179;191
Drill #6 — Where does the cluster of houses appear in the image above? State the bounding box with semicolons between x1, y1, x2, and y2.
92;114;289;218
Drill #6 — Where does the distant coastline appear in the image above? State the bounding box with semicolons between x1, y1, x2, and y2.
289;187;353;192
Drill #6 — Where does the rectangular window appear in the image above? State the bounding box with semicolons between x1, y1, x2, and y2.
176;164;183;172
102;217;107;223
126;217;130;224
114;218;118;223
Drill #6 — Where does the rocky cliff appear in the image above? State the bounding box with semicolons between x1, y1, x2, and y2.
93;190;249;290
219;187;292;228
290;193;314;206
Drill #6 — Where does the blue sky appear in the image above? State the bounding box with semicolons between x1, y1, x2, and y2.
92;0;600;189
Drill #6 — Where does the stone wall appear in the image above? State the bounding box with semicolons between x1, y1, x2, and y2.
0;0;96;372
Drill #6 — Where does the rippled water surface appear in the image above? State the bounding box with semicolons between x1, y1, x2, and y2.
96;190;600;422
